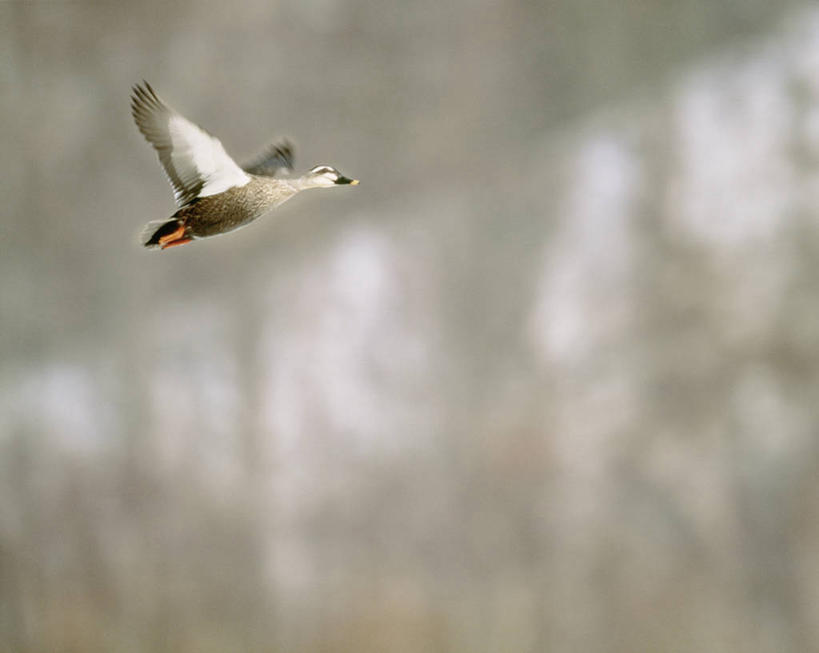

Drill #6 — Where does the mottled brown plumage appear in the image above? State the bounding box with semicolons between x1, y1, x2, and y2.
180;177;301;237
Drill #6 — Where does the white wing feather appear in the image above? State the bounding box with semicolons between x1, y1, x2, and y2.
131;82;250;207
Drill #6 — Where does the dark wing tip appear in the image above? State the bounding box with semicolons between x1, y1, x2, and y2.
130;81;165;114
278;140;295;170
242;139;296;176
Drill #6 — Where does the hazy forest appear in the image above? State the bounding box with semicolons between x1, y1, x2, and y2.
3;1;819;651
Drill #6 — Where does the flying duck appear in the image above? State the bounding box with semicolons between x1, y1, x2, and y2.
131;82;358;249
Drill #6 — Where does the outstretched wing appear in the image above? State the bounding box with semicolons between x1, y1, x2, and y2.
242;141;295;177
130;81;250;207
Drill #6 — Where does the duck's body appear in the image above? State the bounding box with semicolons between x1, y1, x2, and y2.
131;82;358;249
144;175;302;247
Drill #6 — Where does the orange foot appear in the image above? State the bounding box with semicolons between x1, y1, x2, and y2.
157;222;191;250
160;237;193;250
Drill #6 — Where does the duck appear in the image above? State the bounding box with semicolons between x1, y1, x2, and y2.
130;81;358;249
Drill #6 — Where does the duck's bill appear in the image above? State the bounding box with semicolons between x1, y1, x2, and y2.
336;176;359;185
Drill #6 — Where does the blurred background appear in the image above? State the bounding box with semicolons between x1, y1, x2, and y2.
3;1;819;651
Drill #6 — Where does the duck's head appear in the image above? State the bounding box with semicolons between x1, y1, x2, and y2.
307;165;359;188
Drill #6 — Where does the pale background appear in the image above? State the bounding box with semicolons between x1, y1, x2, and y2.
3;1;819;651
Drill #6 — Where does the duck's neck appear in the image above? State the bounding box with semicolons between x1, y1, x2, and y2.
266;177;305;193
289;177;321;191
253;176;304;209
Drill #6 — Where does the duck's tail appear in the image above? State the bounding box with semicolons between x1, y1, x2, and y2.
140;218;190;249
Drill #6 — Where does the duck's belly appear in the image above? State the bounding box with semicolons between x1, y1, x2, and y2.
176;195;266;238
174;178;296;239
